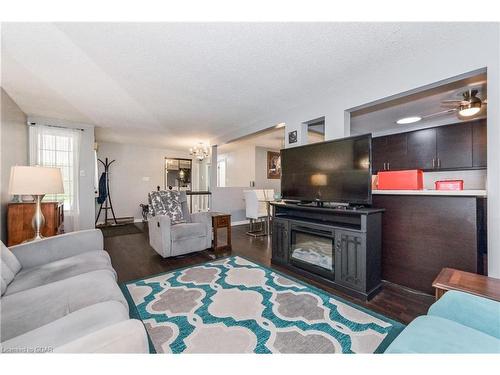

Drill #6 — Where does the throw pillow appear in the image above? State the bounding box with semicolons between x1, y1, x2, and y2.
158;191;186;224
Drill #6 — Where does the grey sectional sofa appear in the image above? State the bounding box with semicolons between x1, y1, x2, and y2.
1;229;148;353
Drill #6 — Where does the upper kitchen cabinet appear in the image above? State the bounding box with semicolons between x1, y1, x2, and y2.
472;119;487;168
406;127;436;170
372;137;388;173
372;120;487;173
372;133;407;173
436;122;472;169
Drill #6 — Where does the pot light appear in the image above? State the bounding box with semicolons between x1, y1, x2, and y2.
396;116;422;125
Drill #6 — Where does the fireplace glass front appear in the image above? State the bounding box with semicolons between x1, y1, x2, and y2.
290;227;334;279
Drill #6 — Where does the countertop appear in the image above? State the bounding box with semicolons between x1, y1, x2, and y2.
372;189;487;197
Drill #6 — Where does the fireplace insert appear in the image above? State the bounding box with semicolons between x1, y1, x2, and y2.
289;223;335;280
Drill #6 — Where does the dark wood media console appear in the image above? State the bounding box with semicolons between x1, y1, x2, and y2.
270;202;384;300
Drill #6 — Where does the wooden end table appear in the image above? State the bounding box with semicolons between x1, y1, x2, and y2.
432;267;500;302
211;213;232;256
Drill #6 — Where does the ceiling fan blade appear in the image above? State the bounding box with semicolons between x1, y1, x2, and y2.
422;108;457;120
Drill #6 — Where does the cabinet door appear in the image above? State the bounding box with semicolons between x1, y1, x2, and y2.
407;128;436;170
272;219;289;264
436;123;472;169
384;133;408;170
334;229;365;291
472;120;487;168
372;137;387;174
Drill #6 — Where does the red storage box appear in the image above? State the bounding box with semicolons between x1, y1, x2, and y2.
377;169;423;190
435;180;464;191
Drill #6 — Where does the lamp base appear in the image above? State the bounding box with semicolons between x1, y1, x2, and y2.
26;194;46;242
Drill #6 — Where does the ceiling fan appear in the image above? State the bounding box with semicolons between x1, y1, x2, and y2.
440;89;487;118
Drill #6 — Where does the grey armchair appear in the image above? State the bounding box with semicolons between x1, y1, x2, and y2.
148;191;212;258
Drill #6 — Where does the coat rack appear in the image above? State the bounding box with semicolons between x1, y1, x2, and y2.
95;157;118;226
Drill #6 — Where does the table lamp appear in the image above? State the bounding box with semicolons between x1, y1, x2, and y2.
8;166;64;242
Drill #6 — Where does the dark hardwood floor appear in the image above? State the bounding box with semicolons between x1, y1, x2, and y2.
104;222;433;325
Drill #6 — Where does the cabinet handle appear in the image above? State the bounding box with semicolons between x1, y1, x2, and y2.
437;158;441;168
432;158;435;168
387;162;390;170
383;162;387;171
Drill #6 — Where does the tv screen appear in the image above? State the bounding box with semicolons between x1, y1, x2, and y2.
280;134;372;205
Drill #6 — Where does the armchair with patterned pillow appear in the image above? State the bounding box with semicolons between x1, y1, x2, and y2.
147;190;212;258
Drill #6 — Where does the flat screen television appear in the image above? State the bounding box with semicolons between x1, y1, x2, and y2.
280;134;372;205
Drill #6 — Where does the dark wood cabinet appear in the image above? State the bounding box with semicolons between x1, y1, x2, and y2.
372;134;407;173
271;218;289;264
7;201;64;246
334;229;365;292
373;120;487;172
372;137;388;173
436;123;472;169
372;195;485;294
406;127;436;170
472;119;487;168
270;202;383;300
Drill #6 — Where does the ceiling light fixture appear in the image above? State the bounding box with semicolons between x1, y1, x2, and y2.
458;100;481;117
396;116;422;125
189;143;210;161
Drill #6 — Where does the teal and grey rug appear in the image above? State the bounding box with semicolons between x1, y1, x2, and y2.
122;256;404;353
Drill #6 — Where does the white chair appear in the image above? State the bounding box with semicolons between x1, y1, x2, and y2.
264;189;276;201
244;190;268;237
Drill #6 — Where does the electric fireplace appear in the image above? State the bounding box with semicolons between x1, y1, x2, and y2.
289;223;335;280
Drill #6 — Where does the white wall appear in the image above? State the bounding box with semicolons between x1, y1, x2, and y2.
218;144;256;187
96;142;192;221
255;146;281;194
0;89;28;243
213;24;500;277
28;116;96;231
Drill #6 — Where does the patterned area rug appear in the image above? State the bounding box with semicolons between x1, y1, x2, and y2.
122;256;404;353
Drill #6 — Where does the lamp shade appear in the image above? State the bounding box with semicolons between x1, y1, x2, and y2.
9;166;64;195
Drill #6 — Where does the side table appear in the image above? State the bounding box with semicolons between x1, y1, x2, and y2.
211;212;232;256
432;267;500;302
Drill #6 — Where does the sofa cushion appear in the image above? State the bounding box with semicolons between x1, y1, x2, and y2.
385;316;500;353
428;290;500;339
1;277;6;296
4;250;115;296
1;242;22;275
1;242;22;290
54;319;149;353
171;222;207;241
0;269;127;341
0;301;129;352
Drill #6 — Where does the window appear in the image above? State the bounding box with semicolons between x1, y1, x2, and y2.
29;124;81;213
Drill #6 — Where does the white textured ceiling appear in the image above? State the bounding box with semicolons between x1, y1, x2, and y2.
1;22;481;150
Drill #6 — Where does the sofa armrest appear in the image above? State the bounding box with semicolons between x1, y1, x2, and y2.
10;229;104;269
54;320;149;353
190;211;212;226
190;212;214;249
428;290;500;339
147;215;172;258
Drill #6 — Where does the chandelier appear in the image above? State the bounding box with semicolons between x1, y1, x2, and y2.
189;143;210;161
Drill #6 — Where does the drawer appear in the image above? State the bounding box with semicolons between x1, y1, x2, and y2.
214;215;230;227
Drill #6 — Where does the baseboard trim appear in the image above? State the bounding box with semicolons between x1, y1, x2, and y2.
231;220;249;226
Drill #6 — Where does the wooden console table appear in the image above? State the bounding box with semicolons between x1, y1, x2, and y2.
7;201;64;246
432;268;500;302
211;213;232;255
